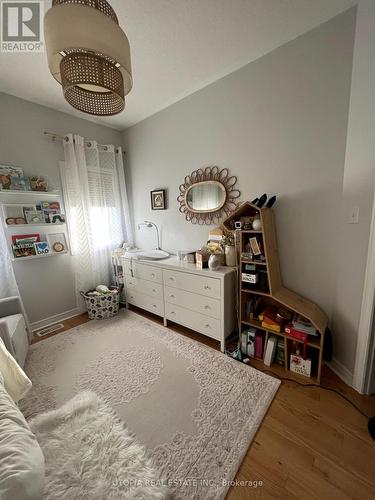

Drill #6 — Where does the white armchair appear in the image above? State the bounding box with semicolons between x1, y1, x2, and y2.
0;297;32;368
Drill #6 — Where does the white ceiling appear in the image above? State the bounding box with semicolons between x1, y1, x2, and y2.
0;0;356;130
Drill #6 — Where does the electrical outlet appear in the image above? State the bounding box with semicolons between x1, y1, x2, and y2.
348;206;360;224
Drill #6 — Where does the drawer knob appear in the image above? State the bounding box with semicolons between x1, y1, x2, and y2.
151;273;155;278
170;294;175;298
205;324;211;328
130;295;134;299
171;311;176;315
204;285;211;290
152;289;156;293
169;276;175;281
204;305;210;309
153;304;156;308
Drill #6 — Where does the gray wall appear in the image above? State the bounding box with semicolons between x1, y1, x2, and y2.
332;0;375;377
123;9;356;337
0;93;122;325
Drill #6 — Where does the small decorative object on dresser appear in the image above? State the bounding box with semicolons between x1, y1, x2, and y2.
224;246;236;266
206;241;223;270
195;250;209;269
208;254;221;271
220;234;236;267
150;189;166;210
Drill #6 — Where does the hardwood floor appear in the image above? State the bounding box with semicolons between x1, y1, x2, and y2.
31;313;91;344
32;307;375;499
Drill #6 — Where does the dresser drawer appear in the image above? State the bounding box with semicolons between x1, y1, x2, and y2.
165;303;221;341
163;270;220;298
127;291;164;316
123;260;162;284
125;277;163;299
164;286;220;319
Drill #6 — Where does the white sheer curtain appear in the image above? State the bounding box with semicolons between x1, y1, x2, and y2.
60;134;133;306
0;226;19;298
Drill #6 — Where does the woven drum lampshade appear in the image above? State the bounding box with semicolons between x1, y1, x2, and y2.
44;0;132;116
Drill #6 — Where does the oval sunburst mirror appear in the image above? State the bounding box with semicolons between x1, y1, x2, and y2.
177;166;241;224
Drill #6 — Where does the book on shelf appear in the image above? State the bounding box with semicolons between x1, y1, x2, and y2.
12;242;36;258
259;306;282;332
244;296;261;320
284;324;308;358
291;314;318;336
264;335;277;366
255;333;263;358
11;234;40;244
241;328;257;358
261;321;281;333
275;338;285;366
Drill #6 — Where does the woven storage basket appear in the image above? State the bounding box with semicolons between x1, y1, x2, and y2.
80;288;120;319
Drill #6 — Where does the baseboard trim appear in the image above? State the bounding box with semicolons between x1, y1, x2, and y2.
328;357;353;387
31;308;81;332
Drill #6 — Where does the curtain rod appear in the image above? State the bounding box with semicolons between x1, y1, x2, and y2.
43;131;126;153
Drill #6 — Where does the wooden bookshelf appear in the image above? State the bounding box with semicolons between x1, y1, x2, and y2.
223;201;328;384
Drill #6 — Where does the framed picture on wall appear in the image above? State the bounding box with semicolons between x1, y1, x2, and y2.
151;189;166;210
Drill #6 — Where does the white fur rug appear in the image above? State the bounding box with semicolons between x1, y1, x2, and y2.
29;391;168;500
22;310;280;499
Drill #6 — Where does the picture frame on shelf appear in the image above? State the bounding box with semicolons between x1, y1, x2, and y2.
11;234;40;245
151;189;166;210
15;217;26;225
249;237;262;255
36;201;62;223
34;241;50;255
49;213;65;224
38;200;61;212
10;176;31;191
12;243;36;258
6;217;24;225
0;165;24;191
30;176;48;192
3;204;34;225
47;233;68;253
25;210;45;224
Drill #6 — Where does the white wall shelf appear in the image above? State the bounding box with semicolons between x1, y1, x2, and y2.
1;191;70;264
0;190;61;196
11;251;68;262
5;223;66;229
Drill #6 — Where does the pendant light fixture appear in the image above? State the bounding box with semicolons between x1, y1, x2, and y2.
44;0;132;116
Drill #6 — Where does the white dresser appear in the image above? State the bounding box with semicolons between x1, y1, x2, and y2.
121;256;236;351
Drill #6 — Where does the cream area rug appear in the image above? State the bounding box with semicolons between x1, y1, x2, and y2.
29;391;168;500
21;310;280;500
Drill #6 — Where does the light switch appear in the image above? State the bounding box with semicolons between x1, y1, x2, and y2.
348;206;360;224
